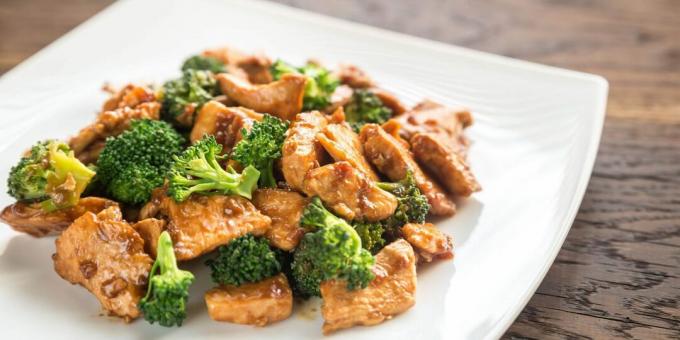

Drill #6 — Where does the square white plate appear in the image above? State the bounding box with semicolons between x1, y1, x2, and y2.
0;0;608;339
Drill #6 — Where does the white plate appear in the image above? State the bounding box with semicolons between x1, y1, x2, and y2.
0;0;608;339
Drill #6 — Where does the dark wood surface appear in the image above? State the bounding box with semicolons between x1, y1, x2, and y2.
1;0;678;338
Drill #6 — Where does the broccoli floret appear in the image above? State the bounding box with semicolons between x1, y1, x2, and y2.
206;234;281;286
167;135;260;202
270;60;339;111
7;140;95;212
160;69;220;128
181;55;225;73
139;231;194;327
230;114;288;188
96;119;184;205
292;197;375;297
377;171;430;228
352;221;386;254
344;89;393;132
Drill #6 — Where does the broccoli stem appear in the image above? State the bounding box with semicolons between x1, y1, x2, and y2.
145;232;179;296
259;160;277;189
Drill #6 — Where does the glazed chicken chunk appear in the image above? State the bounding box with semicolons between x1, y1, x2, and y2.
411;133;481;197
252;189;308;251
205;273;293;326
303;161;397;222
139;189;271;261
317;122;379;181
320;239;417;334
360;124;456;216
334;64;375;89
281;111;330;192
0;197;119;237
393;100;473;157
53;207;153;321
203;46;273;84
402;222;454;262
69;96;160;165
132;218;166;258
101;84;157;112
190;101;263;152
217;73;306;121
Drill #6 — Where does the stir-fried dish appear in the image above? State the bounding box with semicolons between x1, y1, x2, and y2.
0;46;481;334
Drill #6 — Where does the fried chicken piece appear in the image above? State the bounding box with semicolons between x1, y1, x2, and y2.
410;133;481;197
101;84;156;112
251;189;308;251
303;162;397;222
335;64;374;89
190;101;263;152
205;273;293;326
217;73;306;121
392;100;472;157
203;47;273;84
281;111;330;192
371;88;407;115
402;222;454;262
317;123;379;181
132;218;166;258
0;197;119;237
320;239;416;334
69;102;160;164
139;189;271;261
324;85;353;114
53;207;153;321
360;124;455;216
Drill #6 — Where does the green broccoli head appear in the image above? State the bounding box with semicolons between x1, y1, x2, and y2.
7;140;95;211
181;55;225;73
96;119;185;205
352;221;386;254
206;234;281;286
377;171;430;228
292;197;375;297
160;69;220;128
230;114;288;188
167;135;260;202
270;60;339;111
139;231;195;327
344;89;393;132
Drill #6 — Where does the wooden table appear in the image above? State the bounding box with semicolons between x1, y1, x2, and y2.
1;0;678;338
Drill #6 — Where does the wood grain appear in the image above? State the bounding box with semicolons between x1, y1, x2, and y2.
0;0;679;338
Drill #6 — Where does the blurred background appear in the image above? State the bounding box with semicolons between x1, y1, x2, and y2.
1;0;678;339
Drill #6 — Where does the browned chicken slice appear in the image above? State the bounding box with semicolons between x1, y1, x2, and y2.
53;207;153;321
217;73;306;121
320;239;416;334
324;85;354;114
335;64;374;88
402;222;454;262
69;102;160;164
132;218;166;258
101;84;157;112
139;189;271;261
317;123;379;181
203;47;273;84
360;124;456;216
0;197;119;237
190;101;263;152
303;162;397;222
392;100;472;157
411;133;481;197
370;88;407;115
251;189;308;251
281;111;330;192
205;273;293;326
